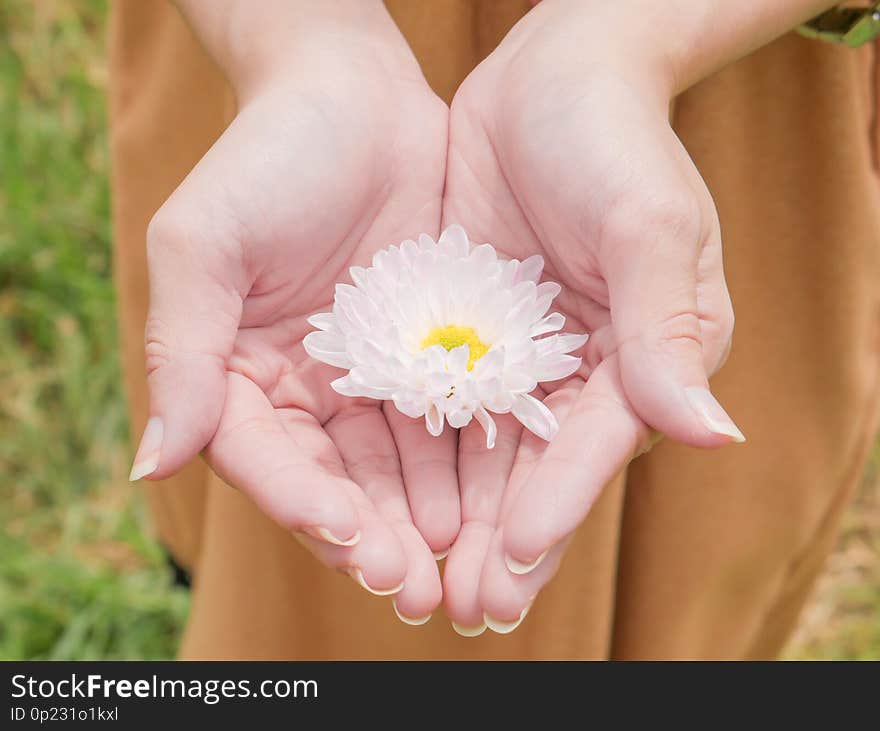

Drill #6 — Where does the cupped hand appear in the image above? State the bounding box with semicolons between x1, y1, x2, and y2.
131;33;456;620
439;0;742;634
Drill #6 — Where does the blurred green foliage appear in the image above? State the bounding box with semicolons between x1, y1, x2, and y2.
0;0;189;660
0;0;876;660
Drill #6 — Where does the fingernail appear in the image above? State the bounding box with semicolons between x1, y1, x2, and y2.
451;621;487;638
684;387;746;443
392;599;432;626
432;549;449;561
307;527;361;547
347;567;404;596
505;547;549;576
129;417;163;481
484;604;532;635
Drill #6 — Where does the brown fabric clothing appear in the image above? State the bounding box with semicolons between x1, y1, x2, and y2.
109;0;880;659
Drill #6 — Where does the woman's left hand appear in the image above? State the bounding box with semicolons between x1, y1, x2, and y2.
439;0;742;635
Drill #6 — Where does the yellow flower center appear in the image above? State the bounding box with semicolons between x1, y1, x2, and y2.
421;325;489;371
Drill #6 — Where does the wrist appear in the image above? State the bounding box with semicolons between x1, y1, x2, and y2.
556;0;837;95
529;0;838;98
174;0;420;103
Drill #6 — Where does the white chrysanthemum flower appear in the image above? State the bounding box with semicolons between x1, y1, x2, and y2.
303;225;588;448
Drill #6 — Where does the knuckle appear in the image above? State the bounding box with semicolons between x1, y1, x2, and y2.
621;311;705;358
146;205;198;259
143;317;174;376
644;194;703;243
146;201;244;278
597;192;703;255
655;310;704;351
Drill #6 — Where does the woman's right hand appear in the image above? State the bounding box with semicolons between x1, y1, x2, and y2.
130;2;457;622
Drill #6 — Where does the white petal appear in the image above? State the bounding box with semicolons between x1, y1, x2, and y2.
393;393;427;419
349;265;370;289
400;239;421;267
471;348;503;379
446;408;473;429
531;282;563;320
426;371;456;395
423;345;448;372
504;337;536;365
447;344;470;375
348;336;388;368
485;392;514;413
331;375;387;400
517;255;544;283
536;333;589;357
468;243;498;271
474;407;497;449
303;331;352;369
425;402;445;437
306;312;336;331
349;366;398;391
559;332;590;352
438;224;471;258
530;312;566;337
503;286;539;340
534;354;582;382
511;393;558;441
499;259;519;288
504;369;538;394
535;280;561;299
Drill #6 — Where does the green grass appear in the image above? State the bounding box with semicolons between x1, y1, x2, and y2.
0;0;877;661
0;0;189;660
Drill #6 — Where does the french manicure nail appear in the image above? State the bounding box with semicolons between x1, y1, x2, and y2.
347;567;404;596
308;527;361;547
432;549;449;561
129;417;163;481
684;387;746;443
484;604;532;635
392;599;432;626
505;547;549;576
451;621;487;638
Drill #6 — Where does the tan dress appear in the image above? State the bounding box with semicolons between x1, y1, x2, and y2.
109;0;880;659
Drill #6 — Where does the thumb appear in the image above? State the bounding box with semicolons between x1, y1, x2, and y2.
603;198;743;448
129;212;245;481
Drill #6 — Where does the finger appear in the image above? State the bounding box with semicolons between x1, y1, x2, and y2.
384;403;460;555
693;224;736;374
501;357;647;572
390;520;444;624
603;189;742;447
205;372;361;545
131;210;246;481
442;412;520;635
479;530;570;631
475;380;583;626
670;128;736;376
443;524;493;636
292;508;409;596
325;405;439;612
